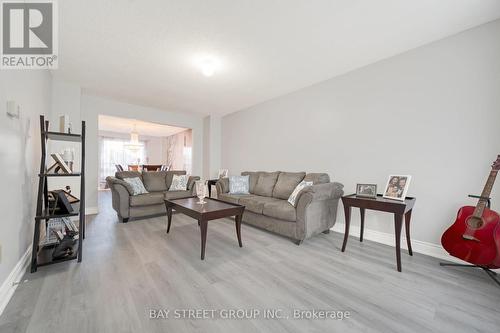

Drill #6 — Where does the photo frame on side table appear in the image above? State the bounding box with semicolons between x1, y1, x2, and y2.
218;169;229;178
356;184;377;198
383;175;412;201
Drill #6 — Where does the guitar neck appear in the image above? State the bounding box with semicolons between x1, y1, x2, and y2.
473;170;498;217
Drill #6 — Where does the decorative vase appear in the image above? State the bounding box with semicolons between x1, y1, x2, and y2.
195;181;208;204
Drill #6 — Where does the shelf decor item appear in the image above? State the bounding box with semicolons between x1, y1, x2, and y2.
383;175;411;201
48;153;72;174
62;148;75;171
30;115;86;273
59;115;69;132
356;184;377;198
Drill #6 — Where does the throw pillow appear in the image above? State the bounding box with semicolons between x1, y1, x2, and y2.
169;174;188;191
229;175;250;194
288;181;313;206
123;177;149;196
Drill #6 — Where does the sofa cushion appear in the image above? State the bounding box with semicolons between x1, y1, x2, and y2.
129;192;164;206
164;190;192;200
169;174;188;191
218;177;230;193
218;193;255;205
166;170;187;189
272;172;306;199
115;171;142;180
241;171;262;194
239;196;281;214
253;172;280;197
288;181;313;207
187;176;199;190
229;175;250;194
304;173;330;185
142;171;168;192
263;200;297;222
123;177;149;195
106;176;134;195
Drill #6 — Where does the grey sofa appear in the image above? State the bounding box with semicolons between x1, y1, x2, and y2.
216;171;343;244
106;170;200;222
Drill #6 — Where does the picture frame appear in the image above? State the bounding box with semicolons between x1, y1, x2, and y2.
50;153;72;174
383;175;412;201
49;190;75;215
217;169;229;178
356;184;377;198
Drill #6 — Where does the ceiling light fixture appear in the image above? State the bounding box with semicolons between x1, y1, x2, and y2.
195;56;221;77
124;124;141;152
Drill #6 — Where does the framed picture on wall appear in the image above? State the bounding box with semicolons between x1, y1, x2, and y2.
356;184;377;198
383;175;412;201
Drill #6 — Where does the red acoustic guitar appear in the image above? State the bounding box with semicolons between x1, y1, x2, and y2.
441;155;500;267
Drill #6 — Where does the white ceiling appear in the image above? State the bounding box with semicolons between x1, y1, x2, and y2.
98;115;188;137
54;0;500;115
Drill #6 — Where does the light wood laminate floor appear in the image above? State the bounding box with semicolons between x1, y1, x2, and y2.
1;192;499;333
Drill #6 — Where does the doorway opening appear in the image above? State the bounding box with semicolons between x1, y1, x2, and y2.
98;115;192;190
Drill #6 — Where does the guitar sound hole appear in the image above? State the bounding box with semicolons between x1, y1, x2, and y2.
466;216;484;229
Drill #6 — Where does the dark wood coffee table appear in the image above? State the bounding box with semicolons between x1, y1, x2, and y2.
164;197;245;260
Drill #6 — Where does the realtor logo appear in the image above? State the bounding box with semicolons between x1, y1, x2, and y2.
1;0;58;69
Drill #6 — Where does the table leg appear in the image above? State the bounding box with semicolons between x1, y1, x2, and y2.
394;214;403;272
341;205;351;252
405;210;413;256
200;219;208;260
359;208;365;242
235;214;243;247
166;206;173;233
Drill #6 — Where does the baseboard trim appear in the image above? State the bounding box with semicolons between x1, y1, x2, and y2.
0;246;31;316
85;206;99;215
331;223;463;264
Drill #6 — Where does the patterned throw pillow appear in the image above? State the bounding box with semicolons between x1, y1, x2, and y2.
288;181;313;206
123;177;149;196
169;174;188;191
229;175;250;194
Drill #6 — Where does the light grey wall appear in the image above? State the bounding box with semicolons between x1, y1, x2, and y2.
48;79;82;200
222;20;500;246
203;115;222;180
0;71;52;286
81;94;205;211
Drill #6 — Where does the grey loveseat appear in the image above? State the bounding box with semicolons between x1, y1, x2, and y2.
106;170;200;222
216;171;343;244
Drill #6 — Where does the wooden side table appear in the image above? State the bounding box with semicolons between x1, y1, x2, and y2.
341;194;416;272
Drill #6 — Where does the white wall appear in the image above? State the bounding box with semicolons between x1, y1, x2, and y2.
203;115;222;179
0;71;52;289
48;79;82;198
81;94;205;211
222;20;500;247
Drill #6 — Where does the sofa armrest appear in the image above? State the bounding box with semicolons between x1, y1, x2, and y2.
300;182;344;201
215;178;229;195
187;176;200;190
295;182;344;240
106;176;132;219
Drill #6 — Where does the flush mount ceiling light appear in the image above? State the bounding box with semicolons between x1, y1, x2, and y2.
194;55;221;77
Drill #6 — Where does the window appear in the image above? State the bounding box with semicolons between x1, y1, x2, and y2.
99;136;146;188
